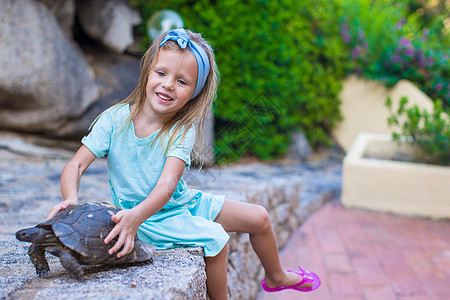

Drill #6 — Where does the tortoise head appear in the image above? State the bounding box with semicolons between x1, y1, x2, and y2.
16;227;59;246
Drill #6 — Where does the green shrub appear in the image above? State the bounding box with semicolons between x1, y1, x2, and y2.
339;0;449;108
131;0;347;163
386;96;450;165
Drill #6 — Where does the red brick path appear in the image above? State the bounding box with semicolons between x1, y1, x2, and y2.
257;199;450;300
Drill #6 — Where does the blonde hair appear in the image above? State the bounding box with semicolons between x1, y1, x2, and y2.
96;30;219;162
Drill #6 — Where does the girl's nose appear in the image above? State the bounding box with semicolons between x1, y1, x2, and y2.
162;78;174;90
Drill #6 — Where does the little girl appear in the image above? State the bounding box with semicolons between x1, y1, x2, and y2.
46;29;320;299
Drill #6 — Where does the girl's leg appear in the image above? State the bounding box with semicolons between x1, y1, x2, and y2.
205;243;229;300
214;200;312;289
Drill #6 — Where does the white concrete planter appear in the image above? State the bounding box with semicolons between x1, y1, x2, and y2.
341;133;450;219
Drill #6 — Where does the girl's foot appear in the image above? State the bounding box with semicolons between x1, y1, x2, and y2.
261;267;321;293
264;269;313;289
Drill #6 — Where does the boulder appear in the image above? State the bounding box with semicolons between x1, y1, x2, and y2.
286;131;312;161
192;108;216;167
76;0;142;53
55;51;141;138
0;0;99;135
36;0;76;39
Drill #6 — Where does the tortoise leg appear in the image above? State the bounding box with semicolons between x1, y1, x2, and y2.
28;244;50;277
59;248;84;280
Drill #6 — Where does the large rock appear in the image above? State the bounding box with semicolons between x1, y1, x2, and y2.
192;108;216;167
286;131;312;161
76;0;141;53
0;0;99;136
55;51;141;138
37;0;76;39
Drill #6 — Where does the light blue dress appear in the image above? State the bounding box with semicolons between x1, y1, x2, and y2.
81;104;229;257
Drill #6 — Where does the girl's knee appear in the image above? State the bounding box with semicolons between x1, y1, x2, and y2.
252;205;272;233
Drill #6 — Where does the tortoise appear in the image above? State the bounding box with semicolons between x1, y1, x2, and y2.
15;202;155;280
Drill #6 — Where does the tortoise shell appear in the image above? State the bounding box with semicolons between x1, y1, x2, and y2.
39;202;153;264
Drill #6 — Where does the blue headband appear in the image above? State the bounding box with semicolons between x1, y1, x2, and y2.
160;29;210;100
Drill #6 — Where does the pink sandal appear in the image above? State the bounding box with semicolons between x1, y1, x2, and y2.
261;266;321;292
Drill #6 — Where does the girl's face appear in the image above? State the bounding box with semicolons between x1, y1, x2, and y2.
145;49;198;119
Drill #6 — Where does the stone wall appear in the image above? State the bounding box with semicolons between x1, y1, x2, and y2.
0;138;342;299
184;162;341;298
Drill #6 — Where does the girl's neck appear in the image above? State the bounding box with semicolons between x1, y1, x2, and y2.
131;104;167;139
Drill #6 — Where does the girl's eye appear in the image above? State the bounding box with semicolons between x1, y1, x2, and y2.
178;79;187;85
156;71;165;76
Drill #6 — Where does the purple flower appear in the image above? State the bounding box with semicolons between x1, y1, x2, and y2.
417;51;426;68
426;56;434;67
421;28;430;41
343;34;351;44
405;48;415;57
340;23;352;43
351;46;362;59
399;37;412;48
358;30;365;38
435;83;443;91
392;54;402;64
395;18;406;29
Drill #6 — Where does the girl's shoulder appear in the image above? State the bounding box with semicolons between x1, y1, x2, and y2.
97;103;130;126
89;104;130;133
185;123;196;138
169;122;196;138
161;123;196;151
104;103;130;118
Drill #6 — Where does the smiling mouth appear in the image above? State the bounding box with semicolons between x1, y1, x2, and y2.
157;93;173;102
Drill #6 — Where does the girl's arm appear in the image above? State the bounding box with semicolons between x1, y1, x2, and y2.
104;156;186;258
46;145;97;220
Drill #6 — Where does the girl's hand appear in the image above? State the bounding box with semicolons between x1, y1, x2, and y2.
104;208;143;258
45;199;78;221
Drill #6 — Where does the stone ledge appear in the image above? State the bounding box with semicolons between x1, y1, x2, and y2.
1;236;206;300
0;147;342;299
